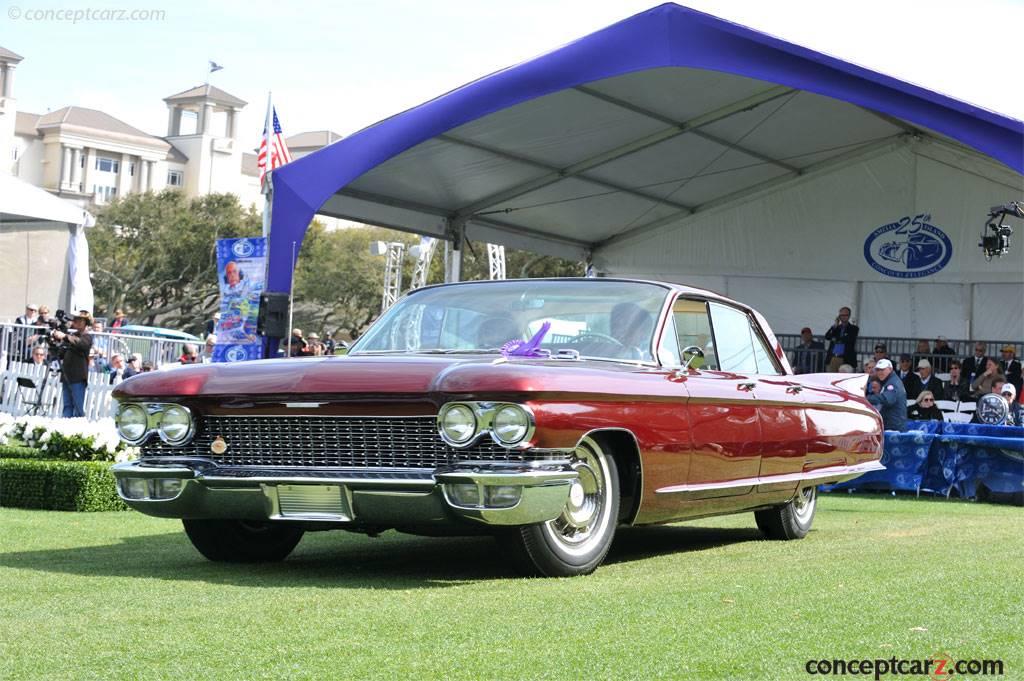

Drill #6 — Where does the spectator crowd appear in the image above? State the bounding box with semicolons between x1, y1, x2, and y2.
791;306;1023;430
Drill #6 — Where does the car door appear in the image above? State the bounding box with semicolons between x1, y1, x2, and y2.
674;299;762;498
741;314;808;494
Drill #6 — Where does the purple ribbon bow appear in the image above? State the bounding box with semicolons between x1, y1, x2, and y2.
501;321;550;358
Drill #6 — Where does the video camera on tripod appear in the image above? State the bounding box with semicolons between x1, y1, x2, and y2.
979;201;1022;260
38;309;74;358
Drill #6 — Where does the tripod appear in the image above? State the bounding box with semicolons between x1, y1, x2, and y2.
16;361;61;416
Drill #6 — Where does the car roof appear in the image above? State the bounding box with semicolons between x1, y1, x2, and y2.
410;277;747;311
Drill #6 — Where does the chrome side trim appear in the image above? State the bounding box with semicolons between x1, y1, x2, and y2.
654;460;885;494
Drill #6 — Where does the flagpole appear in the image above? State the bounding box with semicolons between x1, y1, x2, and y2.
261;91;274;241
286;241;296;357
261;92;274;359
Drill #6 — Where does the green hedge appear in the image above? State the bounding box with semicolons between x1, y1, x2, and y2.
0;459;128;512
0;444;44;460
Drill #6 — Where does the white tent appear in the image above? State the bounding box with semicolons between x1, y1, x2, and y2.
266;4;1023;343
0;173;95;318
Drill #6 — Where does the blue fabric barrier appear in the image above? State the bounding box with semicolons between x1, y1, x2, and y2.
827;421;1023;498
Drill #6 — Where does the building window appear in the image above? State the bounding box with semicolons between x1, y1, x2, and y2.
167;170;183;187
95;156;120;173
129;162;136;177
92;184;117;203
11;146;17;161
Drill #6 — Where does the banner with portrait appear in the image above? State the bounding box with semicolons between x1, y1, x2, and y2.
211;237;266;362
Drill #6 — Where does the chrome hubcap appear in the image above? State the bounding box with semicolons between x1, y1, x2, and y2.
792;486;816;524
543;437;611;555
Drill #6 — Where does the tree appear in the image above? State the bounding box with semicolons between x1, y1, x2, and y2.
290;228;583;341
290;224;419;340
90;190;582;341
90;191;260;333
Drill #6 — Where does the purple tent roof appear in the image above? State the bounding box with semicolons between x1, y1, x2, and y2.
267;2;1023;293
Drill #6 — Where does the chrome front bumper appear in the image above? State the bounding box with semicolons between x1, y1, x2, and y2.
111;460;578;527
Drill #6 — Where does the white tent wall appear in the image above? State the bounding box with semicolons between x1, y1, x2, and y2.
726;278;858;336
972;284;1024;341
594;140;1023;340
0;221;73;318
859;282;969;339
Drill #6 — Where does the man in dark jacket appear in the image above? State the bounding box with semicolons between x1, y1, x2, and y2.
903;359;944;401
866;358;907;431
962;342;989;386
791;327;825;374
932;336;956;372
1000;345;1022;395
824;306;859;371
51;311;93;418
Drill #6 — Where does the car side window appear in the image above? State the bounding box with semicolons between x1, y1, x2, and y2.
749;318;781;375
671;298;718;370
708;302;759;374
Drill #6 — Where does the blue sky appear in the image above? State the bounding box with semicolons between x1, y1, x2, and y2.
5;0;1023;146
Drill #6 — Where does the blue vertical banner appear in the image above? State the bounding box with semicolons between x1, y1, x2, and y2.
211;237;267;362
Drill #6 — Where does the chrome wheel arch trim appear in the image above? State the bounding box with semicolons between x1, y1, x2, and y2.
540;435;616;557
572;427;643;525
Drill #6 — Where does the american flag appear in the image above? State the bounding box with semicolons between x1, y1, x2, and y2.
257;107;292;186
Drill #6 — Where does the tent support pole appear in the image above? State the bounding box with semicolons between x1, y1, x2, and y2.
446;219;465;282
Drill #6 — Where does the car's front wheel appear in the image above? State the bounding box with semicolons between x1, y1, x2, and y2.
182;519;305;562
498;436;619;577
754;486;817;540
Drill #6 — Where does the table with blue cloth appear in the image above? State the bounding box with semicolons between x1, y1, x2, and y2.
825;421;1024;499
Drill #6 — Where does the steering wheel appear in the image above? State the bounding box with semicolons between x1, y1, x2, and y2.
570;332;625;348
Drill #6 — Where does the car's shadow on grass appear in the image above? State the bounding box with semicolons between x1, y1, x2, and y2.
606;525;763;566
0;523;764;587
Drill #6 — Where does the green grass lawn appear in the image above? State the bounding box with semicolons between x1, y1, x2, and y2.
0;494;1020;680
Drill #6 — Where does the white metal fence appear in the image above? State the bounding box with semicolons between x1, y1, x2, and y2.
0;323;197;370
0;361;115;420
0;322;203;421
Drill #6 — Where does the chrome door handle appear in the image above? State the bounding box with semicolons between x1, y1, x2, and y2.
737;382;757;392
786;385;804;394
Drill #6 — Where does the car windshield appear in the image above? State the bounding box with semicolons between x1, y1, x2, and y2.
351;280;668;362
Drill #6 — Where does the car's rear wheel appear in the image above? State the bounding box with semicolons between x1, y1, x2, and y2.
182;519;305;562
498;435;619;577
755;486;817;540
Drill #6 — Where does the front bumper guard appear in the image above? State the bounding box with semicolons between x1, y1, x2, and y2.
111;460;577;527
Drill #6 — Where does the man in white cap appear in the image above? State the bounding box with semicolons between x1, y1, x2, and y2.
904;358;943;401
866;358;907;432
1001;383;1021;427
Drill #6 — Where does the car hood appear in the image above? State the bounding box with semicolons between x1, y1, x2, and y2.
113;354;666;399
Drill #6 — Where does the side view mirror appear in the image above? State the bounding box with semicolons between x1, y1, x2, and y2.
681;345;705;370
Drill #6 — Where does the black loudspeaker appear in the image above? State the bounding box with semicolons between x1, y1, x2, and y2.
257;292;290;337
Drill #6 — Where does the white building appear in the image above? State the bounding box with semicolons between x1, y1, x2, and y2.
0;44;347;319
2;46;340;212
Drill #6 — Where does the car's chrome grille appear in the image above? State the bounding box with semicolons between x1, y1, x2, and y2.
140;415;535;468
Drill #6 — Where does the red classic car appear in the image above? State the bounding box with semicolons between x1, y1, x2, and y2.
112;279;883;576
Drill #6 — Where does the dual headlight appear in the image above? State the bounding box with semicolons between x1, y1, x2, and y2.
438;402;534;448
115;402;194;445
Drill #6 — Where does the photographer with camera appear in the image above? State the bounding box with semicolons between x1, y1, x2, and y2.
824;306;859;372
49;311;93;418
